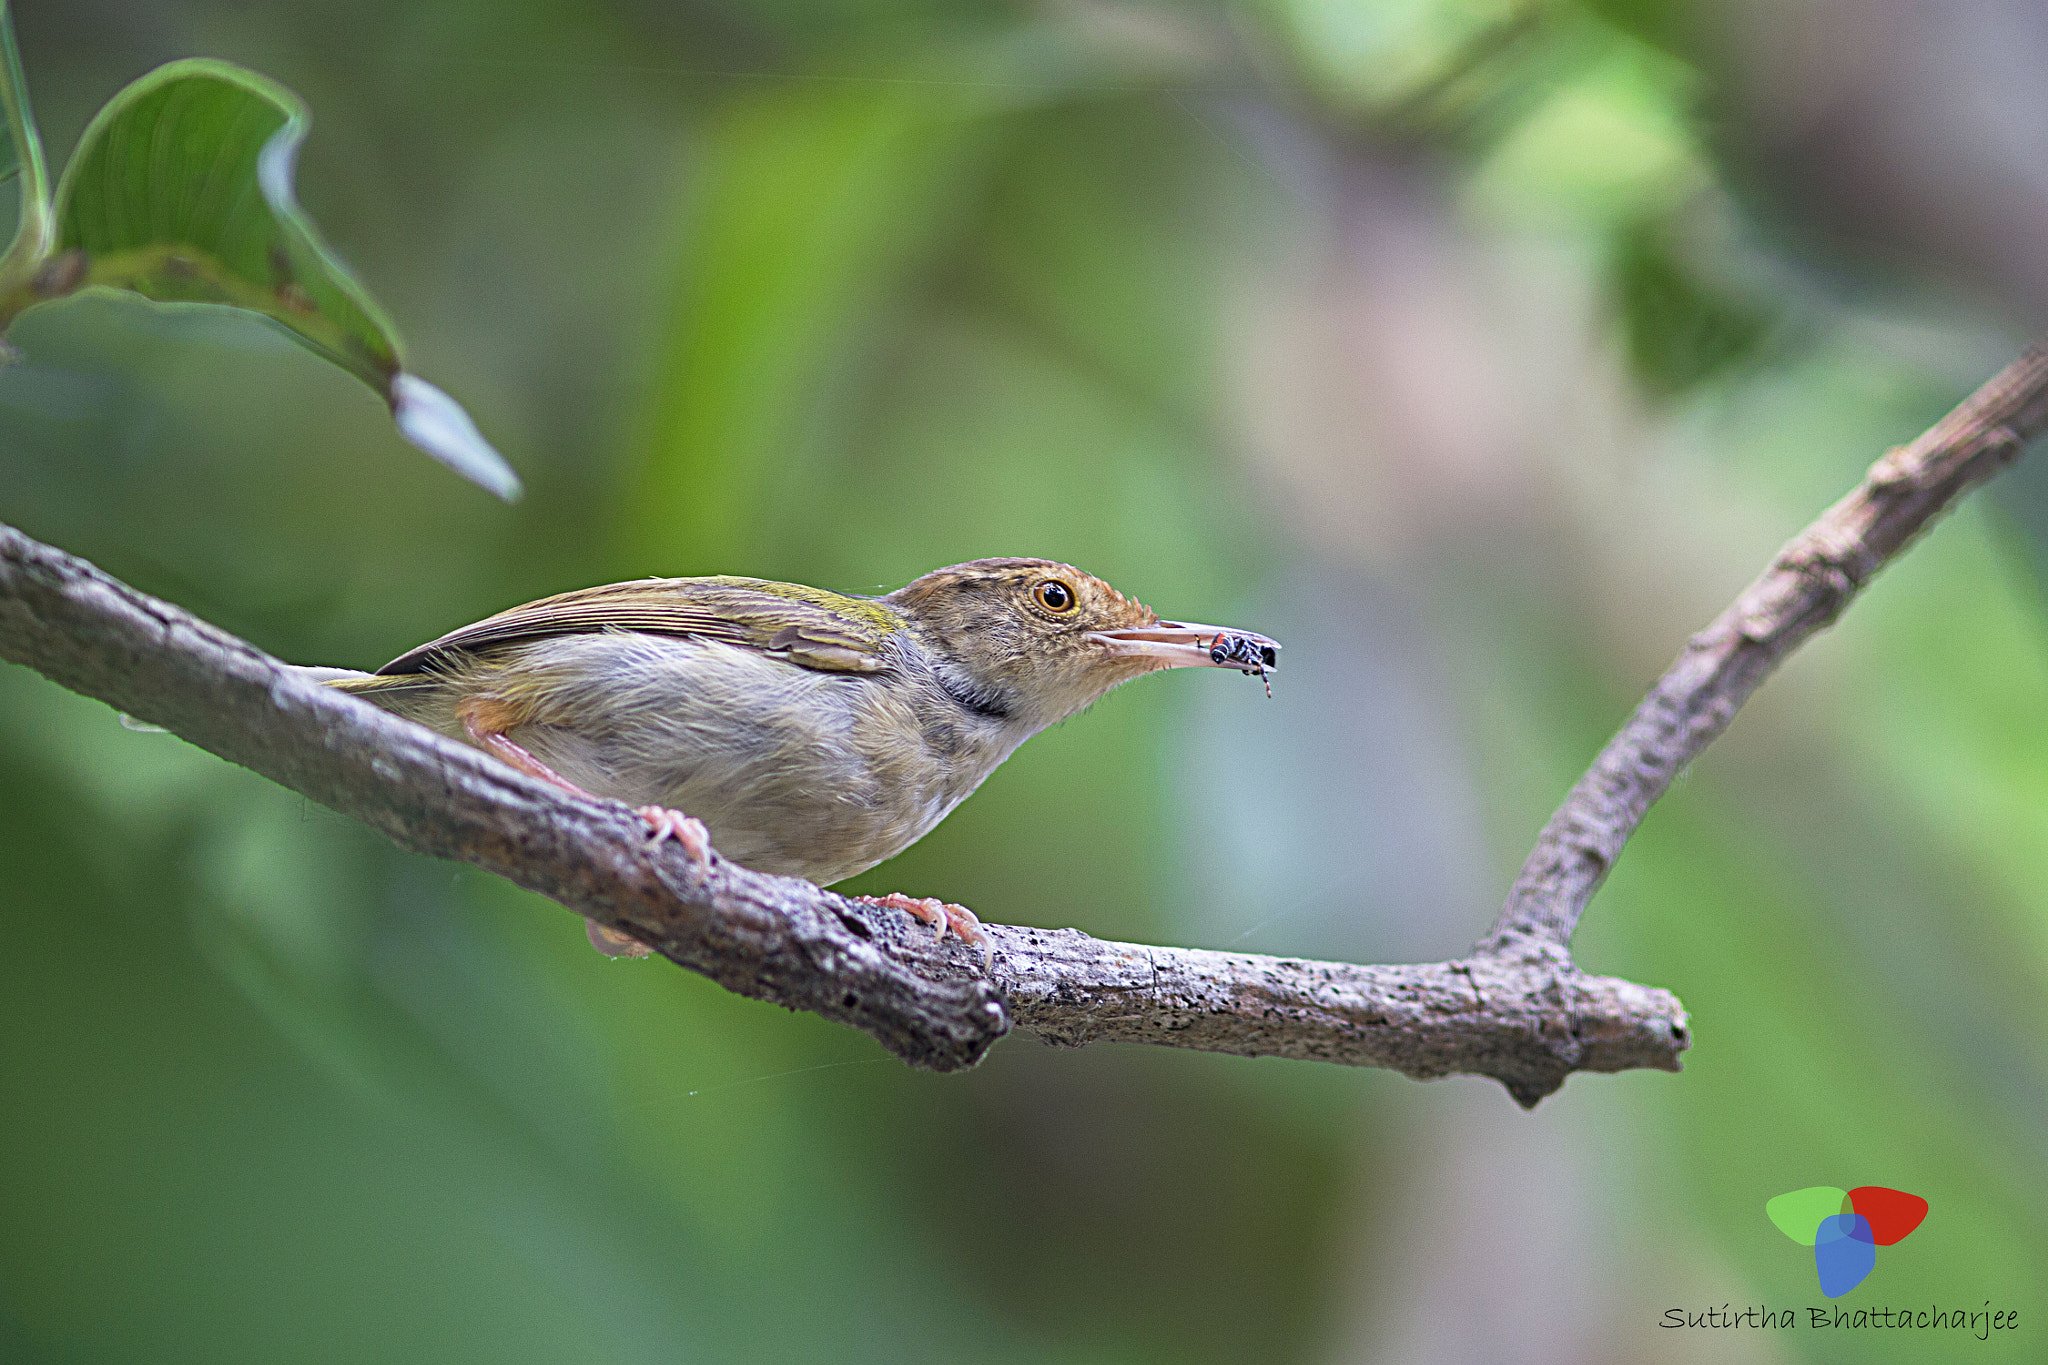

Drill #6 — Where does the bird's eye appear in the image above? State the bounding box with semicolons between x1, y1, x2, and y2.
1033;579;1077;613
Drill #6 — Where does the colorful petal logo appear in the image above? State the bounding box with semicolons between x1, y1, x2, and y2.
1767;1186;1928;1296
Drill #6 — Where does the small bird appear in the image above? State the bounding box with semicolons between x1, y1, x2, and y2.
322;557;1278;960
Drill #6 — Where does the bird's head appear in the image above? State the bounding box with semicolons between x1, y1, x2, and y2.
884;558;1278;730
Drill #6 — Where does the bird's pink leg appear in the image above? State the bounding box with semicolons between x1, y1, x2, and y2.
459;699;709;958
855;893;993;971
582;921;656;958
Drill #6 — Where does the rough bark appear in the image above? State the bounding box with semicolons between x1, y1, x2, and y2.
3;345;2041;1104
1481;344;2048;958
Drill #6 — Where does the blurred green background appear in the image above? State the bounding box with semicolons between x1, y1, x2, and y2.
4;2;2046;1361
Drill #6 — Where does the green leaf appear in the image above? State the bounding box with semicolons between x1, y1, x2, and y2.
42;59;519;499
1612;220;1774;396
0;0;54;295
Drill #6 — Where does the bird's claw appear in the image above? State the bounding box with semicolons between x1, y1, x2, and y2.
857;893;993;971
594;805;709;958
636;805;712;865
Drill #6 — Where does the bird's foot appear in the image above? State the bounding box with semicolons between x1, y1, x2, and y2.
587;921;654;958
857;893;992;970
588;806;708;958
635;806;712;865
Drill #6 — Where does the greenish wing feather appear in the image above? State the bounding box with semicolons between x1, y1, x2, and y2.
376;577;901;677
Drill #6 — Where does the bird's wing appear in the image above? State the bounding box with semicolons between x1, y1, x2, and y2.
376;576;904;677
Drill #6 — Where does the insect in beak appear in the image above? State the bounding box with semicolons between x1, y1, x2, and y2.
1088;622;1280;694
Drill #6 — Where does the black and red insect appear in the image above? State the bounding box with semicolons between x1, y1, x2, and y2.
1208;632;1276;698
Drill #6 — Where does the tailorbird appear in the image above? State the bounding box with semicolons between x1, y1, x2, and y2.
321;557;1278;959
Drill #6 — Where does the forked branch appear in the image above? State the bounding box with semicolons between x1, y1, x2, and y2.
2;345;2042;1104
1482;344;2048;959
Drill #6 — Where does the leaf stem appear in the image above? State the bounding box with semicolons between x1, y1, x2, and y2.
0;0;54;307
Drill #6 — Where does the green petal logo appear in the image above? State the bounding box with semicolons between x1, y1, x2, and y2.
1767;1186;1928;1297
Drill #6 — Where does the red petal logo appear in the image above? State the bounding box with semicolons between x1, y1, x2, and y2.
1847;1187;1928;1246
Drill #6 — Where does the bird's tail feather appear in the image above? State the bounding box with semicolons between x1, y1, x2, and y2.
296;665;373;685
302;666;450;725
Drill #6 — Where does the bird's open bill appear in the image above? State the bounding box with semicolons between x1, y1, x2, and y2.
1089;621;1281;673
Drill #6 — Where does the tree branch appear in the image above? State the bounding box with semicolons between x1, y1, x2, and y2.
2;346;2040;1104
1480;343;2048;959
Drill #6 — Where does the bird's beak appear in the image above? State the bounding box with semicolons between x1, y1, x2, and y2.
1088;621;1281;673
